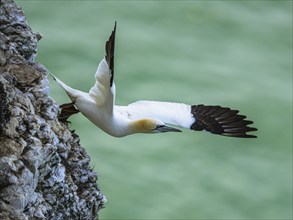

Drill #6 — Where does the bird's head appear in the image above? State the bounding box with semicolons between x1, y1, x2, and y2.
130;119;182;134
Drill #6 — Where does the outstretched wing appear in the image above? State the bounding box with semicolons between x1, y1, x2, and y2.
117;101;257;138
89;22;117;111
116;100;194;129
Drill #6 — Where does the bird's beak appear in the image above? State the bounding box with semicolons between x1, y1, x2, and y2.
155;125;182;133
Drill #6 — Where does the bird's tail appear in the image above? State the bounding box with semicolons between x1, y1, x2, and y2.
48;71;80;101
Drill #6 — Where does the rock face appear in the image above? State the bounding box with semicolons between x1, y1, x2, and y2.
0;0;105;219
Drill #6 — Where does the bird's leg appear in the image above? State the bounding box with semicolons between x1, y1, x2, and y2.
58;102;80;122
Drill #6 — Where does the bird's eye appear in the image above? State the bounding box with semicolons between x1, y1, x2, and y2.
154;125;164;130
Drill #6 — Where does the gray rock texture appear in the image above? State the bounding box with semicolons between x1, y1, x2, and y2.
0;0;106;219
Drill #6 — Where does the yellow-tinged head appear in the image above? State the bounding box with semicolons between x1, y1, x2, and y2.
130;119;182;134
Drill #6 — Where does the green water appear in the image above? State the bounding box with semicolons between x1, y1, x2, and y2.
17;1;292;219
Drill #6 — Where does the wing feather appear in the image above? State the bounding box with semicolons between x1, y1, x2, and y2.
89;22;116;111
116;101;194;128
191;104;257;138
105;21;116;87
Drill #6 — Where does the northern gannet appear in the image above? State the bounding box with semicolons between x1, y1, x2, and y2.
50;22;257;138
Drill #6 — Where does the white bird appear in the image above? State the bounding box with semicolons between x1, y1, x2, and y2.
50;22;257;138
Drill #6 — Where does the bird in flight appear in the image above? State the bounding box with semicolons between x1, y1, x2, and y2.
50;22;257;138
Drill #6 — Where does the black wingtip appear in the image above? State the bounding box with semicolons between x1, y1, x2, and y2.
191;104;258;138
105;22;116;87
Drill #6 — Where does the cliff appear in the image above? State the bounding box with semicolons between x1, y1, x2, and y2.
0;0;105;219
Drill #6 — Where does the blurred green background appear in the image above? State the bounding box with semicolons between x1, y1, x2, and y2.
17;1;292;219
